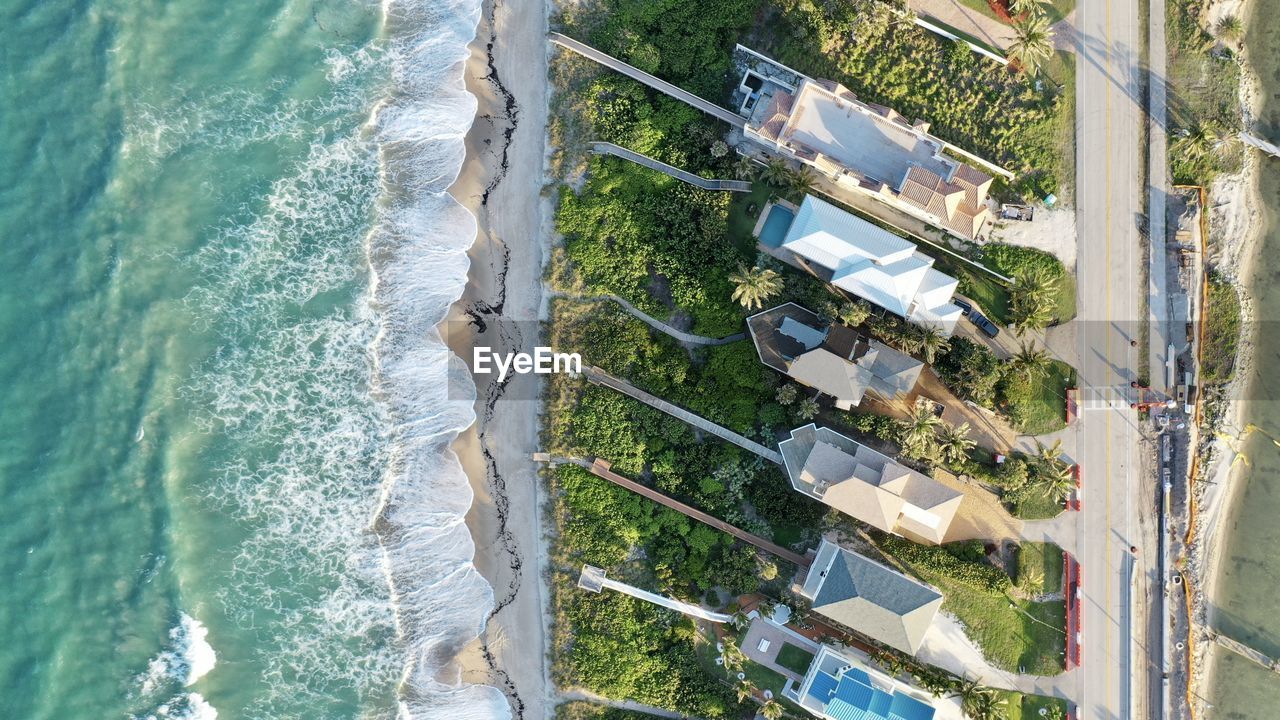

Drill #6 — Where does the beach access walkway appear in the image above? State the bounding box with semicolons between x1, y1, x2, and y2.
1242;132;1280;160
538;454;810;567
552;292;746;346
549;33;747;128
584;366;783;464
578;564;734;622
589;142;753;192
585;458;811;566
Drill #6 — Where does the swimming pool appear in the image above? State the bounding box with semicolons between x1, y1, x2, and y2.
758;204;796;248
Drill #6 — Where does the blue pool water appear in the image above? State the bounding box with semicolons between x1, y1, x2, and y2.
758;204;796;248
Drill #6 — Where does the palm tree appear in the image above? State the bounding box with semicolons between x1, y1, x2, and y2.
911;323;951;364
936;421;977;465
1010;341;1051;382
729;263;783;310
1173;119;1235;163
788;166;816;197
1216;14;1244;43
796;396;821;421
733;155;757;180
721;637;746;675
952;680;1008;720
837;300;871;328
1010;267;1057;334
1040;460;1076;502
900;397;942;459
760;700;785;720
760;157;791;187
1008;0;1049;17
1034;438;1064;467
735;680;758;703
1008;14;1055;75
1019;562;1046;593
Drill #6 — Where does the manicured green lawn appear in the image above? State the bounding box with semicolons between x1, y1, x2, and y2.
997;690;1071;720
932;252;1012;325
1010;487;1066;520
1016;541;1064;595
727;182;773;254
742;660;789;695
775;643;815;675
1003;359;1076;435
893;560;1066;674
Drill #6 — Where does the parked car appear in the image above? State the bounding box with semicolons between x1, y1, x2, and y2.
952;298;973;316
969;312;1000;338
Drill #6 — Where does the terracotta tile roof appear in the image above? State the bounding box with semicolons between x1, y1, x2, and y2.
754;90;794;142
899;166;964;220
950;163;994;208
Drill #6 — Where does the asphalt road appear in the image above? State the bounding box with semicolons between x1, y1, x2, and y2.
1072;0;1147;715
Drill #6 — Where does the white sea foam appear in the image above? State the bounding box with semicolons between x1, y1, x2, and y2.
133;613;219;719
180;0;507;717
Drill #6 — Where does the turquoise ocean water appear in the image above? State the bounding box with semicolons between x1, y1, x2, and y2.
1206;4;1280;715
0;1;507;718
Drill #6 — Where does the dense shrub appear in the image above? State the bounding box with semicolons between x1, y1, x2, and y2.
761;0;1068;197
1201;273;1241;384
573;0;759;98
558;166;746;336
878;534;1012;595
561;589;745;718
981;243;1067;282
934;336;1005;406
845;409;903;444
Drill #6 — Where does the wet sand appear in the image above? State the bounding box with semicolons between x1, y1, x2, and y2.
444;0;553;718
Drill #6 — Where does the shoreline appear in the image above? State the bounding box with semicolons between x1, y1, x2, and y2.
1185;0;1266;705
443;1;554;718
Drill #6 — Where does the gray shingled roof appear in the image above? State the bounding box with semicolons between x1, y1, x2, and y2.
809;540;942;654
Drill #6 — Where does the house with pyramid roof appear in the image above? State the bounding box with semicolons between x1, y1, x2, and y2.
797;539;943;655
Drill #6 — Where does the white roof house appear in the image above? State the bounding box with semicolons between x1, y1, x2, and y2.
782;196;963;335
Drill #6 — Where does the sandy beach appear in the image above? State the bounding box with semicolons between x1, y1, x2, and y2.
444;1;554;718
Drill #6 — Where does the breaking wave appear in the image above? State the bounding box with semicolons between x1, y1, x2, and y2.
180;0;507;717
132;613;219;720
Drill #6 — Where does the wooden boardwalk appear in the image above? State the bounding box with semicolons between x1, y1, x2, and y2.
553;292;746;346
1212;631;1280;676
587;458;810;567
549;33;747;128
590;142;753;192
584;366;783;464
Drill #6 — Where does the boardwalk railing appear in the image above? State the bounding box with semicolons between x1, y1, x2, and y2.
590;142;753;192
579;565;735;622
584;366;784;464
587;459;810;567
549;33;747;128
